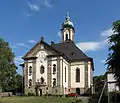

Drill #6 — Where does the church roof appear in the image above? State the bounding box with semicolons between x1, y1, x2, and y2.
52;41;92;62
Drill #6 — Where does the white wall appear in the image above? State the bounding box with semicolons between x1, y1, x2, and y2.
51;58;57;87
27;62;33;87
63;29;69;41
35;44;53;85
107;73;119;92
70;62;85;88
88;62;93;88
60;59;63;86
62;59;69;94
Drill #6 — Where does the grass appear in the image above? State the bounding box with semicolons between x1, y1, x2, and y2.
0;96;76;103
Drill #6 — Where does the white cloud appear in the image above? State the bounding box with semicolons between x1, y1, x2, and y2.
76;42;102;52
28;2;40;11
100;59;106;63
100;28;114;45
17;43;30;48
76;28;114;52
58;31;61;37
28;40;36;43
100;28;113;37
44;0;52;8
24;12;32;17
14;56;23;64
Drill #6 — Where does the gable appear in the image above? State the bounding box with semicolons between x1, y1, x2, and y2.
23;40;60;59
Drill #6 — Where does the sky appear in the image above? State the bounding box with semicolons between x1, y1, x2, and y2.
0;0;120;76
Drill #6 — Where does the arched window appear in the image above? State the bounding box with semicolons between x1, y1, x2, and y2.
76;68;80;82
53;64;56;74
29;66;32;76
65;67;66;82
40;77;44;84
65;34;68;41
53;78;56;87
29;79;32;87
40;65;45;74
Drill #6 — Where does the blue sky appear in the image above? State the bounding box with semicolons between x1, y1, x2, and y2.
0;0;120;76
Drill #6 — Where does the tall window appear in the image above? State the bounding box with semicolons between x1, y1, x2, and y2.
53;78;56;87
65;34;68;41
40;65;45;74
76;68;80;82
29;79;32;87
53;64;56;74
40;77;44;84
29;66;32;76
65;67;66;82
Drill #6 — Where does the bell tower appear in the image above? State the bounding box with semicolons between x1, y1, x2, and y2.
61;11;75;42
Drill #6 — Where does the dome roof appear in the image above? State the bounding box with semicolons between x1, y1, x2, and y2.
62;11;74;28
63;20;74;28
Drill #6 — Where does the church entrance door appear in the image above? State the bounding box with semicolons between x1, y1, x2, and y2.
76;88;80;95
39;89;42;96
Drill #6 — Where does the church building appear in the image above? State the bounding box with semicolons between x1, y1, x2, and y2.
21;12;94;96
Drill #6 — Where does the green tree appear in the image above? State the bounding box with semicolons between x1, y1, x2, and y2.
106;20;120;88
94;75;105;94
0;38;18;92
15;74;22;93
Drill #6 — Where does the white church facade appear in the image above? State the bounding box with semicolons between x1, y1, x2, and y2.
21;12;94;96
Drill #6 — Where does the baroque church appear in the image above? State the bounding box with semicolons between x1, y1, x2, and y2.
21;12;94;96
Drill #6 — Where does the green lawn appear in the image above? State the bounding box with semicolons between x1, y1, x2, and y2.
0;96;76;103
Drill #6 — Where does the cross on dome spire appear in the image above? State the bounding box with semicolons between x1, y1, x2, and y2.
66;10;70;20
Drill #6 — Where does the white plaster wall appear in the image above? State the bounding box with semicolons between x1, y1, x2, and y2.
107;73;119;92
63;30;69;40
70;29;73;40
35;46;53;85
63;59;69;93
88;62;91;88
108;74;116;82
51;60;57;87
71;63;85;88
60;59;63;86
108;83;119;92
28;62;33;87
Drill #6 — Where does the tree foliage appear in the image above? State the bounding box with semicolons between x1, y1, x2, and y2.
106;20;120;88
93;75;105;94
0;38;22;92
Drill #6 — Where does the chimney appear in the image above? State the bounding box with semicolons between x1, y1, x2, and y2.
51;41;55;46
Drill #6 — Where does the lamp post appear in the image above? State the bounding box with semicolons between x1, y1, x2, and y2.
98;80;107;103
0;84;2;98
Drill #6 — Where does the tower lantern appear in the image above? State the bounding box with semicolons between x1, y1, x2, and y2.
61;11;75;42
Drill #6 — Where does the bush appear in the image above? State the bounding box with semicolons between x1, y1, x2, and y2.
65;94;68;97
76;99;82;103
59;95;63;98
81;93;92;96
44;94;52;96
109;92;120;102
88;94;108;103
28;92;35;96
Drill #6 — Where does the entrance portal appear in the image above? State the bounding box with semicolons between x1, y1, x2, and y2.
76;88;80;95
39;89;42;96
